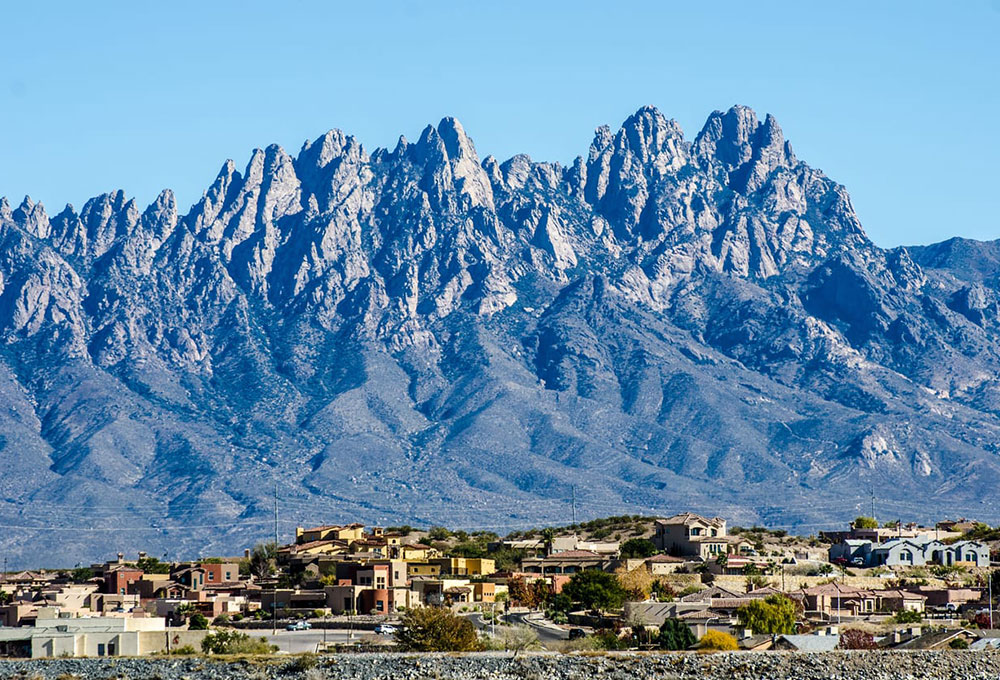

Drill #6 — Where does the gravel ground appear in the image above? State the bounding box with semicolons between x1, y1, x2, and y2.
3;651;1000;680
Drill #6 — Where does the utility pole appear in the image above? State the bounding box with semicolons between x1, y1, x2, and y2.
273;480;278;635
571;486;577;525
273;481;279;548
870;484;876;524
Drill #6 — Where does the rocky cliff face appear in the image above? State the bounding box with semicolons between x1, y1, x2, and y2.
2;105;999;566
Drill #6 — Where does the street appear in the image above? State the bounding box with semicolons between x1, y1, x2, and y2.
506;612;570;643
258;628;380;653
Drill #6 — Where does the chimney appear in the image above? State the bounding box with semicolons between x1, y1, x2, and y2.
138;551;147;559
117;553;124;563
244;548;251;560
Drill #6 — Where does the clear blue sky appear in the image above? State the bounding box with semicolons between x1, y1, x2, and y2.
1;1;997;247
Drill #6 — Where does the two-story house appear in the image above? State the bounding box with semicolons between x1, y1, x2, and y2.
653;513;729;559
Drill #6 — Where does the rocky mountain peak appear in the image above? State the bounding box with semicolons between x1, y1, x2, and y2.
3;105;998;566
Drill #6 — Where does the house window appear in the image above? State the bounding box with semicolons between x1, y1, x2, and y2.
900;550;912;562
966;553;976;562
208;572;214;581
98;644;106;657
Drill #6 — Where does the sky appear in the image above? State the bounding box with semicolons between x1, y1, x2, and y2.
0;1;997;247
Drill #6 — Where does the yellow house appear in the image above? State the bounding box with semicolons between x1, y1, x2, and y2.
295;524;366;544
431;557;496;577
399;544;439;561
406;562;442;578
291;539;349;557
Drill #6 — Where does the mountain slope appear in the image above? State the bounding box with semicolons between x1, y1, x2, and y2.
1;105;998;566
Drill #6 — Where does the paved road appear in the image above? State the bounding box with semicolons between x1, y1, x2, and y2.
507;612;569;643
259;628;378;653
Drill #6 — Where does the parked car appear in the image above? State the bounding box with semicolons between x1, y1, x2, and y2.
374;624;397;635
568;628;587;640
286;621;312;631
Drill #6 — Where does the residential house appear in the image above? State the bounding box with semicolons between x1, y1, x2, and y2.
104;566;143;595
521;550;613;575
550;536;621;556
653;513;729;559
430;557;496;577
399;543;439;561
796;584;879;618
875;588;927;613
830;536;990;568
295;524;366;545
0;611;186;658
882;627;979;650
772;631;841;651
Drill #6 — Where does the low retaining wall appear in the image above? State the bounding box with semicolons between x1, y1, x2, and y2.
2;650;1000;680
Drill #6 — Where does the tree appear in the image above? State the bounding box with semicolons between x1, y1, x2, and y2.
742;563;768;591
971;612;992;629
248;542;277;582
71;567;94;583
658;618;696;650
395;607;482;652
619;538;657;559
175;602;197;625
546;592;572;614
507;576;548;609
615;566;656;600
652;580;676;602
188;613;209;630
562;570;627;611
427;526;451;541
735;595;797;635
698;630;738;651
894;609;922;624
136;557;171;574
950;638;970;649
201;630;276;655
838;629;877;650
853;516;879;529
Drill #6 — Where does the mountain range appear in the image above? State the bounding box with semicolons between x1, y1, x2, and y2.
2;105;999;567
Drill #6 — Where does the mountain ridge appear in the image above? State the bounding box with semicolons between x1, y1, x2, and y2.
1;105;998;567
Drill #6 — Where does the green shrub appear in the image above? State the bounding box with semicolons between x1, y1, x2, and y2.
395;607;482;652
169;645;197;655
286;653;318;672
658;618;696;650
201;630;277;655
894;609;922;624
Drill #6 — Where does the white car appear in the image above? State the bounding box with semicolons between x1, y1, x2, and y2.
374;624;397;635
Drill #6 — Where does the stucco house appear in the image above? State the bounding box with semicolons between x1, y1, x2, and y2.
653;513;728;559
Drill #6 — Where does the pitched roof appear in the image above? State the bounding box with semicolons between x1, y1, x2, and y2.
889;629;972;650
647;554;685;563
657;512;725;528
800;583;875;597
680;585;743;602
776;634;840;652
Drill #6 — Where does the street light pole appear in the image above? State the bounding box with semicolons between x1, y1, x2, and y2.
989;572;994;631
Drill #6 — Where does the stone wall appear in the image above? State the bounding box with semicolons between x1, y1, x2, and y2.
2;651;1000;680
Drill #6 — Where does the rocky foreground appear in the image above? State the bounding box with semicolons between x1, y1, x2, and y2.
3;651;1000;680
